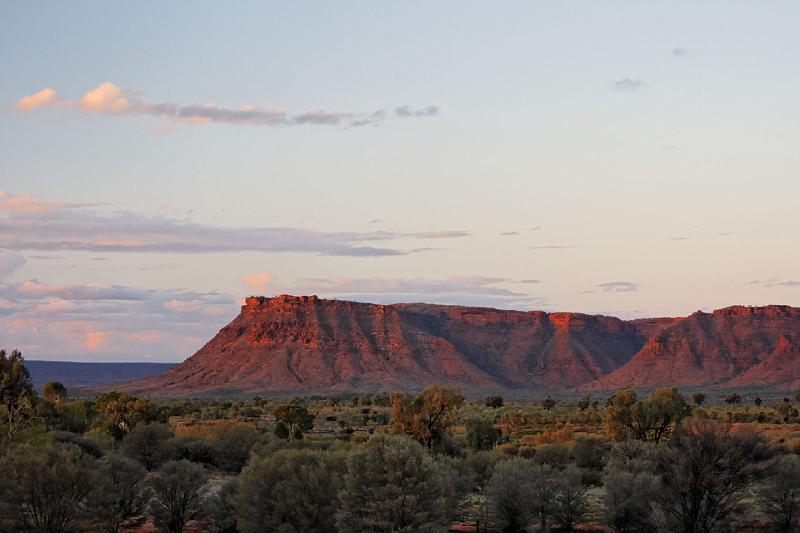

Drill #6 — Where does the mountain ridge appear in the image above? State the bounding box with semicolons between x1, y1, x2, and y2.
117;296;800;395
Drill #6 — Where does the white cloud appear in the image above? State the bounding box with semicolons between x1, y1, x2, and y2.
15;82;439;130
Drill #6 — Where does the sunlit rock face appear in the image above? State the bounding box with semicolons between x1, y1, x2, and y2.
121;298;800;395
121;295;647;394
590;305;800;390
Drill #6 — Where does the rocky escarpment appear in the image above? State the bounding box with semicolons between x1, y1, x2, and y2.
121;298;800;395
123;295;647;394
589;305;800;389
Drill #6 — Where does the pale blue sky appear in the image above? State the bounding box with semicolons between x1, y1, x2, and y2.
1;2;799;361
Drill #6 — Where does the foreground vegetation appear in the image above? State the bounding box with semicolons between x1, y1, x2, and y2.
4;349;800;532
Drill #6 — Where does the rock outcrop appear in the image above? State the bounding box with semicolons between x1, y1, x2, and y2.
589;305;800;389
124;295;646;394
121;298;800;395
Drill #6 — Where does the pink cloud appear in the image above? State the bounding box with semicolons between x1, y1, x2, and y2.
79;82;131;113
0;191;61;214
13;88;60;111
243;272;274;293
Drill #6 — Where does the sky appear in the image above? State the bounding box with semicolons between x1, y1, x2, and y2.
2;1;800;362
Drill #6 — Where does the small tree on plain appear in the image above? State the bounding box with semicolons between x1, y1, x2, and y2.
486;457;537;533
43;381;68;405
121;422;174;471
148;460;208;533
235;448;342;533
89;454;151;533
0;443;96;533
273;404;315;440
336;433;454;533
553;466;588;531
602;469;661;533
486;395;504;408
758;455;800;533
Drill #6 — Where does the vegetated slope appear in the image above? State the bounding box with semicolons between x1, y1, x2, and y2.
589;305;800;390
122;295;647;395
25;361;175;390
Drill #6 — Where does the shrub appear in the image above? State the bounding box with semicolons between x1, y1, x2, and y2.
758;455;800;533
535;443;570;469
486;395;504;408
88;454;150;533
487;458;538;533
235;449;343;533
602;470;661;532
121;422;174;470
212;423;261;472
49;430;104;458
148;460;208;533
0;443;96;532
337;434;454;533
169;435;217;466
571;436;608;470
553;466;588;531
466;418;501;451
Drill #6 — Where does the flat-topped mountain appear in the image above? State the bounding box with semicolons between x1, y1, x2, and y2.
120;297;800;395
123;295;648;394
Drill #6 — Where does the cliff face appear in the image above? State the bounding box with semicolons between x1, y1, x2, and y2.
122;298;800;395
589;306;800;389
125;295;646;394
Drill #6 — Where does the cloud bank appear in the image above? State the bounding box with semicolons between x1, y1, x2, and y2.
14;82;439;129
0;192;468;257
285;275;545;309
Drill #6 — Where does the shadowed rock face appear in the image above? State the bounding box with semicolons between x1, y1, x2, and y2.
589;305;800;390
123;295;647;394
121;298;800;395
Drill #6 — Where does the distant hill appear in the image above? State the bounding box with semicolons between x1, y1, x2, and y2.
25;361;175;391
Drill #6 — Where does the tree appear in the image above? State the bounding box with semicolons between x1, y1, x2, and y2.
571;436;608;470
755;396;763;407
43;381;68;405
390;385;464;452
213;423;262;472
149;460;208;533
758;455;800;533
0;443;96;533
94;391;164;440
724;393;742;406
530;464;560;533
691;392;706;407
0;348;36;443
553;467;588;531
89;455;151;533
486;458;537;533
794;390;800;406
336;434;454;533
604;388;690;443
654;418;773;533
235;449;343;533
541;395;556;412
273;403;315;440
576;397;591;411
206;480;238;533
121;422;175;470
486;395;504;408
466;418;501;451
602;470;661;533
